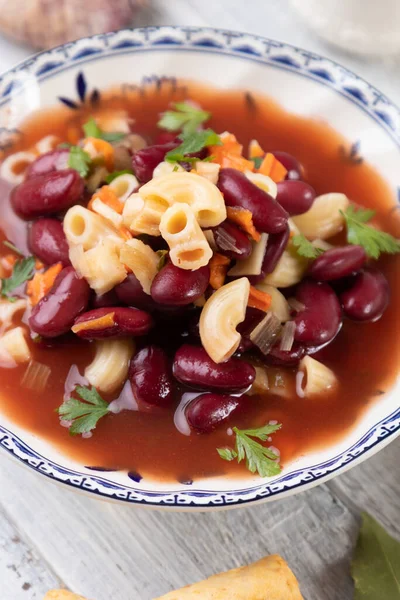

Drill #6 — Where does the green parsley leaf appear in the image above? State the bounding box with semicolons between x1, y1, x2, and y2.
352;512;400;599
83;117;125;143
165;129;221;163
105;169;134;184
251;156;263;169
68;146;92;178
158;101;210;136
341;206;400;259
217;447;238;461
58;385;109;436
217;423;282;478
3;241;24;257
1;256;35;302
292;234;325;259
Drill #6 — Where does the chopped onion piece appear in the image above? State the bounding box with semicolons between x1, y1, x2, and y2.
288;297;306;313
279;321;296;352
21;360;51;393
215;226;243;255
249;312;282;355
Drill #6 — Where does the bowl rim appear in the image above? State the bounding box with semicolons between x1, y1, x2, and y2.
0;25;399;509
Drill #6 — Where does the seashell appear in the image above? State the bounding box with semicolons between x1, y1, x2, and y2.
0;0;147;50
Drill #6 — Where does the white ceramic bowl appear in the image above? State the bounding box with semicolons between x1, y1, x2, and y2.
0;26;399;509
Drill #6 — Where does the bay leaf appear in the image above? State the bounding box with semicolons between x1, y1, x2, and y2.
352;512;400;599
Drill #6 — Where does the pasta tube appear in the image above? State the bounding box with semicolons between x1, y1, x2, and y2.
292;193;349;240
64;206;122;250
160;203;213;270
69;238;127;295
85;338;134;394
138;171;227;228
297;356;338;398
119;239;159;294
155;555;304;600
0;151;36;184
200;277;249;363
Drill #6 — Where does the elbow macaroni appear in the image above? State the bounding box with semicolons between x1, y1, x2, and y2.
85;338;134;394
35;135;59;154
122;193;163;237
0;151;37;184
69;237;127;295
256;284;290;322
228;233;269;276
64;206;123;250
292;193;349;240
298;356;337;398
262;246;308;288
119;239;159;294
91;198;123;229
108;173;139;204
0;327;30;364
137;171;227;229
200;277;250;363
160;203;213;270
0;299;27;330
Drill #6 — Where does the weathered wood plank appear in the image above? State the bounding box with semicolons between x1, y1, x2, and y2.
0;455;358;600
0;501;62;599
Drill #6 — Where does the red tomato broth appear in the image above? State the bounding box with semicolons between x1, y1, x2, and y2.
0;80;399;482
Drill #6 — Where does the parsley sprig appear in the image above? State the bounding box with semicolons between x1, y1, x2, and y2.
217;423;282;478
165;129;221;163
58;385;109;435
292;234;325;259
341;206;400;259
83;117;126;143
158;102;210;135
1;255;35;302
68;146;92;178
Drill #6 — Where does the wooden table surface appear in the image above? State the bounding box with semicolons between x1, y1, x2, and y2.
0;2;399;599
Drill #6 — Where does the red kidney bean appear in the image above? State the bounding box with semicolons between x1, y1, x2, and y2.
29;266;90;337
28;218;70;266
264;342;305;366
249;225;290;284
293;279;342;346
186;392;246;433
340;268;389;322
115;273;157;311
218;168;288;234
213;221;252;260
270;151;303;180
132;141;179;183
173;344;255;391
92;289;119;309
129;345;174;407
276;180;316;216
25;149;70;179
151;263;210;306
12;170;84;220
73;306;153;339
309;245;367;281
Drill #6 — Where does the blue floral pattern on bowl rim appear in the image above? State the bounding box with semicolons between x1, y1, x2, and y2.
0;26;399;508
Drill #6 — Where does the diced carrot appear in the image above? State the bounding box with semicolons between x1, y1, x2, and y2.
248;139;265;159
213;133;243;156
66;124;81;145
210;147;254;173
72;312;116;334
209;253;231;290
35;259;44;270
226;207;261;242
88;185;123;214
248;286;272;312
257;152;287;182
2;254;17;271
26;263;63;306
84;137;114;170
